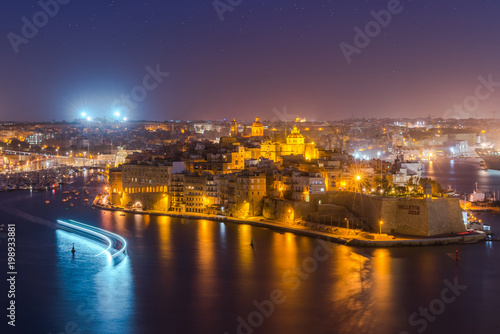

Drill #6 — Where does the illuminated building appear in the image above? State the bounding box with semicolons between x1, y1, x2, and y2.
261;124;319;162
109;168;123;205
291;172;325;202
170;172;220;213
230;118;238;137
271;169;325;202
111;162;185;211
234;171;267;217
187;146;247;174
26;132;45;145
144;123;171;132
251;117;264;137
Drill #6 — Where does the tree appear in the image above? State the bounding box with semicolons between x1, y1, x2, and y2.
405;176;419;195
418;178;444;197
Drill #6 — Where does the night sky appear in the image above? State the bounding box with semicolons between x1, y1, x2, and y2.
1;0;500;122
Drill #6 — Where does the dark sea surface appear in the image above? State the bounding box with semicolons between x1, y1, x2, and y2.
0;161;499;334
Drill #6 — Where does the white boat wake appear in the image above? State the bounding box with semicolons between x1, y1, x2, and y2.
56;219;127;263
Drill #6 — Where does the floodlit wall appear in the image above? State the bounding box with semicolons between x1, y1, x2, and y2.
325;191;466;236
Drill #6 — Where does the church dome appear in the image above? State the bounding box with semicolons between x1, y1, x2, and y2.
287;125;304;139
251;117;264;137
252;117;263;128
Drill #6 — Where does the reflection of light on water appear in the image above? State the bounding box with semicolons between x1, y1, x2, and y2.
92;256;134;332
58;219;127;260
196;220;216;323
220;222;226;239
238;225;253;270
424;159;500;193
198;220;214;267
372;249;393;313
134;214;144;236
100;210;112;231
113;213;129;236
328;248;376;331
58;221;113;258
272;232;297;274
56;230;108;261
157;216;171;260
55;229;134;333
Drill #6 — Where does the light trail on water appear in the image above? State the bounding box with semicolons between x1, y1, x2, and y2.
57;219;127;262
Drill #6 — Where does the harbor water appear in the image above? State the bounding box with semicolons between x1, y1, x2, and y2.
0;160;499;334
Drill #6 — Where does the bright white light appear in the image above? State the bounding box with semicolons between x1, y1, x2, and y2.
81;112;87;117
123;117;127;121
114;111;120;117
86;116;92;122
58;219;128;259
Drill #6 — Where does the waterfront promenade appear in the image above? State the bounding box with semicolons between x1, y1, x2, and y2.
93;197;486;248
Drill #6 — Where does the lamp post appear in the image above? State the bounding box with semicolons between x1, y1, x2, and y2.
379;221;383;235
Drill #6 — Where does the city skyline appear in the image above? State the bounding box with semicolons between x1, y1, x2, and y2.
1;0;500;121
3;2;500;334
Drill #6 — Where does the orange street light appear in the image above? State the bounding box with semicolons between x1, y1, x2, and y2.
379;221;383;235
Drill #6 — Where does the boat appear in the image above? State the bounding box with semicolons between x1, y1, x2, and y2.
476;148;500;170
445;185;456;196
467;221;492;235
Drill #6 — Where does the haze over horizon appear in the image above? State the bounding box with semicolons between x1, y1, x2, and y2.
1;0;500;122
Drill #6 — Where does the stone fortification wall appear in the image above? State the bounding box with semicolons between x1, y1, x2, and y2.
325;191;466;236
122;193;170;211
263;197;348;224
